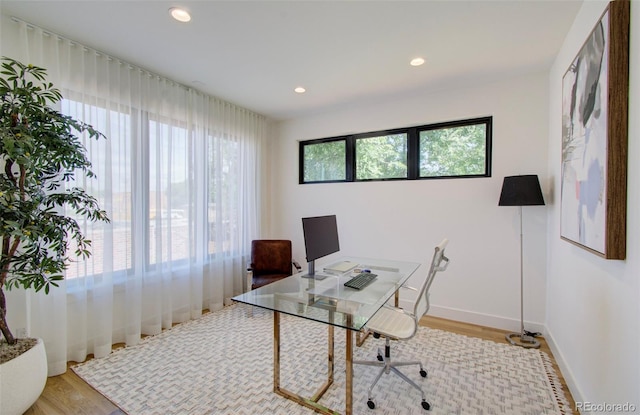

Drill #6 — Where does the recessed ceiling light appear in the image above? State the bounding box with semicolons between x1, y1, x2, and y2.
169;7;191;22
294;87;306;94
410;57;425;67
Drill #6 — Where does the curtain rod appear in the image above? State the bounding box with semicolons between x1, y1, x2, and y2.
7;16;260;118
11;17;145;71
9;16;198;92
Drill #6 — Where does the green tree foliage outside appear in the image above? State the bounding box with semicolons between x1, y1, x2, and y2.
356;134;407;180
301;120;488;183
303;140;345;182
420;125;486;177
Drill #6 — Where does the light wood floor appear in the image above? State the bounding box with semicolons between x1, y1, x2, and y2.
24;315;575;415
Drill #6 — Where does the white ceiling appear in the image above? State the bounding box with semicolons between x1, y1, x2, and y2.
1;0;582;121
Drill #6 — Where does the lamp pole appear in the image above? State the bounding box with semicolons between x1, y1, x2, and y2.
506;205;540;348
499;174;544;349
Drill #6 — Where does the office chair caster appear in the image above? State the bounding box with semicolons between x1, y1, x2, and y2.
420;369;427;377
367;400;376;409
421;400;431;410
377;354;383;361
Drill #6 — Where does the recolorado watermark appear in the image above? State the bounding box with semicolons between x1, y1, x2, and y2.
576;402;637;413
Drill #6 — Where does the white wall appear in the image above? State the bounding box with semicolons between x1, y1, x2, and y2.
271;71;550;333
546;0;640;408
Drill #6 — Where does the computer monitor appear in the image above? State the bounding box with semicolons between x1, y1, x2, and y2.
302;214;340;276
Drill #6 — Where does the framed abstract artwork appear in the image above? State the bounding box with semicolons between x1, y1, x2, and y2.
560;0;629;260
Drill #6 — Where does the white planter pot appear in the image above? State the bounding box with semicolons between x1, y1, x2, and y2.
0;338;47;415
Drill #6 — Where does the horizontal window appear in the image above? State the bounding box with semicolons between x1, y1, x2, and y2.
419;122;489;178
356;133;407;180
301;139;346;183
299;117;492;184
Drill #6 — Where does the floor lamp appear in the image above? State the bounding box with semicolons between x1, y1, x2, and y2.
498;175;545;349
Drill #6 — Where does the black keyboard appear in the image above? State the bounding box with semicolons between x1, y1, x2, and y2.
344;272;378;290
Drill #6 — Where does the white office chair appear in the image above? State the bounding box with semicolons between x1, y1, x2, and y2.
354;239;450;411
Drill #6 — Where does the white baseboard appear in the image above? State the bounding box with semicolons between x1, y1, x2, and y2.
423;304;546;334
412;302;581;412
543;328;583;411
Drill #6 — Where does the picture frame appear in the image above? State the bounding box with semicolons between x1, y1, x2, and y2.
560;0;629;260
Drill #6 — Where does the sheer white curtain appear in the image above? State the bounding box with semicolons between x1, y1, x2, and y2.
4;19;264;375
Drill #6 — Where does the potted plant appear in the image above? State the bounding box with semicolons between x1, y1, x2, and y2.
0;57;109;414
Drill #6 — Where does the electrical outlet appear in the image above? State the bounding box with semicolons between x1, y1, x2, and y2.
15;327;27;338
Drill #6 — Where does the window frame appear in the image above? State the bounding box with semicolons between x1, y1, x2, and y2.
298;136;352;184
354;128;409;182
61;97;244;282
299;116;492;184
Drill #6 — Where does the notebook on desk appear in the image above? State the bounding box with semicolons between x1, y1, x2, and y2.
323;260;358;274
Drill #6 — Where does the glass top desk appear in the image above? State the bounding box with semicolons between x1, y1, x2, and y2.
232;257;421;415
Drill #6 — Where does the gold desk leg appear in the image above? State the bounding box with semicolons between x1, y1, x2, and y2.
311;324;334;401
273;311;341;415
273;311;280;393
356;329;370;347
356;330;371;347
345;328;353;415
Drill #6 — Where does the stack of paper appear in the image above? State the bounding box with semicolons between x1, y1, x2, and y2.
323;261;358;274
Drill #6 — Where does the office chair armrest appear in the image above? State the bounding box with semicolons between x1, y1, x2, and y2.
436;255;450;272
396;285;417;308
292;261;302;273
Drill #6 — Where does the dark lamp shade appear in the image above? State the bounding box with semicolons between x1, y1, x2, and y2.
498;175;545;206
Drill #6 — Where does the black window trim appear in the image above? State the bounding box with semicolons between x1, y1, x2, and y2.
299;116;492;184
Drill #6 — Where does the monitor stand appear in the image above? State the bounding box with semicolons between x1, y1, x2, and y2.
301;260;329;280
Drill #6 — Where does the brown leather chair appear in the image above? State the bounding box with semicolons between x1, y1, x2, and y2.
247;240;301;290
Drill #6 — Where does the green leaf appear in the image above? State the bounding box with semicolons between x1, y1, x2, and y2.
0;56;110;299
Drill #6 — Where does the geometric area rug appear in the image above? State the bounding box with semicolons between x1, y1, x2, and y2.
73;304;572;415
